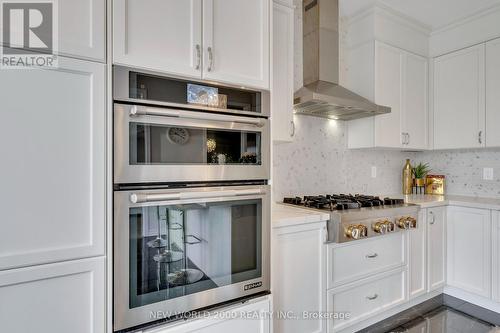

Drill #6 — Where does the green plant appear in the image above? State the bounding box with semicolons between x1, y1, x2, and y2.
412;162;431;179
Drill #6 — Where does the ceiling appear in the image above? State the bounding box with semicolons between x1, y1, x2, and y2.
340;0;500;30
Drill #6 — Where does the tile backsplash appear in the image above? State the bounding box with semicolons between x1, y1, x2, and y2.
273;116;500;200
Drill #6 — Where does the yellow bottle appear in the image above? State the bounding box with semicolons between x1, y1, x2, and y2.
402;159;413;195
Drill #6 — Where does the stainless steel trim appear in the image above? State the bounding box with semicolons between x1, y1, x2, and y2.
114;103;271;184
113;185;271;331
130;188;266;204
207;46;214;72
195;44;201;70
113;66;271;117
130;105;266;127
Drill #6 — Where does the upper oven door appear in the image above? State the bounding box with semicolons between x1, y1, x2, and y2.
114;66;270;118
114;185;270;331
114;103;270;184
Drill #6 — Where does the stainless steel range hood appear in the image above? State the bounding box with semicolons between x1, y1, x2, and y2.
293;0;391;120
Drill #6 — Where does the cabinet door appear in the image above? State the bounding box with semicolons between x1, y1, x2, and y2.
409;210;427;298
203;0;270;89
272;1;294;142
493;211;500;302
433;44;485;149
427;207;446;291
113;0;202;78
486;38;500;147
374;42;403;148
0;55;105;270
447;207;491;298
403;53;428;150
148;297;270;333
58;0;106;61
0;257;105;333
273;223;327;333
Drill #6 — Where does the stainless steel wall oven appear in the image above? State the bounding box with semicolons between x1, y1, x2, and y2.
113;67;271;332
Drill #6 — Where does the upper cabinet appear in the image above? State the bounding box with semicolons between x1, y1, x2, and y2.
347;41;428;150
433;44;485;150
486;38;500;147
113;0;202;79
203;0;270;89
113;0;270;89
272;0;295;142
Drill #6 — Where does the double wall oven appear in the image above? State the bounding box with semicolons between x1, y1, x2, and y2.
113;67;271;331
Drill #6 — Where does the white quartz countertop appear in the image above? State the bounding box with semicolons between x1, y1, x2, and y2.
402;194;500;210
272;203;330;228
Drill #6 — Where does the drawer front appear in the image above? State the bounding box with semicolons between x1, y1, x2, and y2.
328;270;406;331
328;233;405;288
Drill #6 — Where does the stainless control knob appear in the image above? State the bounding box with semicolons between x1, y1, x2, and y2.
383;219;396;232
373;221;388;234
397;216;417;229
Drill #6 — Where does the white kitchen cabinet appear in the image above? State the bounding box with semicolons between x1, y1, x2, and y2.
0;257;105;333
327;269;406;332
113;0;269;89
409;210;427;299
447;207;491;298
4;0;106;61
272;0;295;142
273;221;327;333
493;211;500;302
203;0;270;89
0;55;106;270
433;44;485;149
147;296;271;333
427;207;446;291
58;0;106;61
486;38;500;147
347;41;428;150
113;0;203;79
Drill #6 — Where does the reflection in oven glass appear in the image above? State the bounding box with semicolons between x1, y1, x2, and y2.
129;200;262;308
130;123;261;166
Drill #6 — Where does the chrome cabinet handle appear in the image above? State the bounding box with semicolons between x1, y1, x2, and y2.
479;131;483;144
402;133;406;145
407;133;410;145
290;120;295;137
195;44;201;70
366;294;378;300
129;105;266;127
207;46;214;72
365;253;378;259
429;211;435;225
130;188;266;204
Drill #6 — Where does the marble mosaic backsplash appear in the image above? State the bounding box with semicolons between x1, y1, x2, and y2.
273;116;500;200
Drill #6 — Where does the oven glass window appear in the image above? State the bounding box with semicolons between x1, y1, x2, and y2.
129;199;262;308
129;123;261;165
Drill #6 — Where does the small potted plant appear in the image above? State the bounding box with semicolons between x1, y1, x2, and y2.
412;163;431;187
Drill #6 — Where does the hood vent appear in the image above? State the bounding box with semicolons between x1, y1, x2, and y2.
293;0;391;120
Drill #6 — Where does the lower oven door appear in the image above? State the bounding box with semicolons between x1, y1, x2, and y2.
114;103;270;184
114;185;270;331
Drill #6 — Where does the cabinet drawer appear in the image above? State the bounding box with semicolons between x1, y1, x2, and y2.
327;270;406;331
327;233;405;288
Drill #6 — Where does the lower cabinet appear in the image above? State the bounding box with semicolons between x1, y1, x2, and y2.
146;296;271;333
272;221;327;333
427;207;446;291
327;269;406;332
494;211;500;302
447;207;491;298
409;210;427;298
0;257;105;333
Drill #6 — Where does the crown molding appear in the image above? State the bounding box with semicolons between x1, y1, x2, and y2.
431;1;500;35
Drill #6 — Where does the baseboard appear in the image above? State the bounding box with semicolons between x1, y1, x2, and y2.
443;286;500;314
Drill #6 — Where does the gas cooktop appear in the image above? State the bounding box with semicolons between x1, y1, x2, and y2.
282;194;419;243
283;194;405;211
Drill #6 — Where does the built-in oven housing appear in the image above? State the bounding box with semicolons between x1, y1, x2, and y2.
113;185;270;331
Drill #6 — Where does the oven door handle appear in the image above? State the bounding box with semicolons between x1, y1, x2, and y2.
129;105;266;128
130;188;266;204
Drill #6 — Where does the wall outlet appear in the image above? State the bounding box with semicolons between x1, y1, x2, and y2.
483;168;494;180
371;166;377;178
